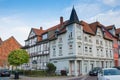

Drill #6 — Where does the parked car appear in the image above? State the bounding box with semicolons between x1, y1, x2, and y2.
97;68;120;80
0;69;11;77
113;66;120;70
89;67;102;76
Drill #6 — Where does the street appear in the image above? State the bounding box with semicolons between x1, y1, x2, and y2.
0;77;9;80
84;76;97;80
0;75;97;80
70;76;97;80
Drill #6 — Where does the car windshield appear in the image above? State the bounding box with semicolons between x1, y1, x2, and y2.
104;69;120;75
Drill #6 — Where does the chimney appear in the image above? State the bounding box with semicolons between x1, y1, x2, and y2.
60;16;63;25
40;27;43;30
0;37;3;45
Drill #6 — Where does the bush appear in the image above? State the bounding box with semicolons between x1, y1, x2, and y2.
46;63;56;75
24;70;46;76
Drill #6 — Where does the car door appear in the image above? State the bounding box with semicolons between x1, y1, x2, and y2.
98;70;104;80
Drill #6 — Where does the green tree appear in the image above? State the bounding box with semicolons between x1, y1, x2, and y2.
46;63;56;75
8;49;29;67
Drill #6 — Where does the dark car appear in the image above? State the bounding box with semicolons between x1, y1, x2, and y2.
0;69;11;77
89;67;102;76
113;66;120;70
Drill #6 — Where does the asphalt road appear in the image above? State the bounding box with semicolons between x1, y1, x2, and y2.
0;75;97;80
85;76;97;80
70;76;97;80
0;77;9;80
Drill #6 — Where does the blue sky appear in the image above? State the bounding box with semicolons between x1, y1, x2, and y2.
0;0;120;45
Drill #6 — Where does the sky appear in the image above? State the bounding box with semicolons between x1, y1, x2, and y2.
0;0;120;45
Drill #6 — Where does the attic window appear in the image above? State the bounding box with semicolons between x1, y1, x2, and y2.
85;36;88;42
42;33;48;40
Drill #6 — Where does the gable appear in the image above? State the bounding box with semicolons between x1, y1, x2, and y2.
28;29;36;39
96;27;103;38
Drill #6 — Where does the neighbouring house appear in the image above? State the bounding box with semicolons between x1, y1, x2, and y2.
115;28;120;66
106;25;119;67
0;36;21;69
23;7;116;76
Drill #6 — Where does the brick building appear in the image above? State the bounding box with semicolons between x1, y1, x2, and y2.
0;36;21;69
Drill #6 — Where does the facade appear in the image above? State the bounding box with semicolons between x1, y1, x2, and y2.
0;36;21;69
23;20;65;70
50;8;114;76
23;7;117;76
23;28;50;70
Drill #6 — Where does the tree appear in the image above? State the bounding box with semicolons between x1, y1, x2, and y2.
46;63;56;75
8;49;29;67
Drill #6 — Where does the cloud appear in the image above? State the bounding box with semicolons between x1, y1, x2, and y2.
101;0;120;6
63;0;120;28
86;10;120;27
0;15;31;45
0;15;61;46
63;2;102;20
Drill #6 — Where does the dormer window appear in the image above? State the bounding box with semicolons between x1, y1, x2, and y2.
42;33;48;40
85;36;88;42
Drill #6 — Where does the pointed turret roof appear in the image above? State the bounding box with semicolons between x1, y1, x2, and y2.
66;7;79;25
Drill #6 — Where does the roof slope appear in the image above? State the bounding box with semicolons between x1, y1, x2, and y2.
80;21;94;35
116;28;120;35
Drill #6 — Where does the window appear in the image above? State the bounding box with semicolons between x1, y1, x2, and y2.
42;33;48;40
59;47;62;56
85;46;88;52
89;36;92;43
34;46;37;53
106;50;108;57
96;40;99;44
105;41;107;46
52;41;56;44
59;37;63;43
41;44;43;52
89;47;92;53
69;44;73;49
85;36;88;42
89;39;92;43
77;28;81;40
100;41;103;45
69;32;73;39
110;50;112;57
78;43;82;54
53;48;56;56
97;49;99;55
68;26;73;39
38;45;41;52
43;44;47;51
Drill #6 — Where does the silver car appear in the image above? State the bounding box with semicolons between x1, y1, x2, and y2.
97;68;120;80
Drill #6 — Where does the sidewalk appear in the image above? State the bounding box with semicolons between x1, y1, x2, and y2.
10;75;86;80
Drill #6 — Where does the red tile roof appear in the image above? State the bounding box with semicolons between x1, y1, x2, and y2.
0;36;21;67
30;21;68;41
28;19;114;42
106;25;114;30
80;21;94;35
116;28;120;35
32;28;45;36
